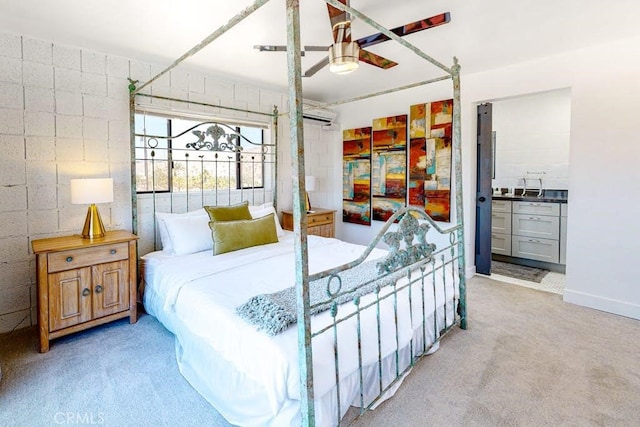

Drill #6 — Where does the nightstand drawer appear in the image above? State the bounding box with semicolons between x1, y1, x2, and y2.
48;242;129;273
282;208;336;238
308;212;333;226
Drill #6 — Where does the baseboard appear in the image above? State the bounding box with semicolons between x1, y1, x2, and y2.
466;265;477;279
563;289;640;321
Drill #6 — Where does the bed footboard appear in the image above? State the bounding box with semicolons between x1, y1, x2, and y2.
308;207;465;425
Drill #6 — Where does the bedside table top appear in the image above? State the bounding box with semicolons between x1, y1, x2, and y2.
282;208;336;215
32;230;138;254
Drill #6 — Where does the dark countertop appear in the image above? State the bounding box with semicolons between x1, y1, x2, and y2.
492;189;568;204
492;195;568;203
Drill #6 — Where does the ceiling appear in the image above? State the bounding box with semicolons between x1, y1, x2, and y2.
1;0;639;103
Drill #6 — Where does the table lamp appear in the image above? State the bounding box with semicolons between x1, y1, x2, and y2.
70;178;114;239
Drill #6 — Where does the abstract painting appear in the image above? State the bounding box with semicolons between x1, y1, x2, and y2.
371;115;407;222
409;99;453;221
343;127;372;225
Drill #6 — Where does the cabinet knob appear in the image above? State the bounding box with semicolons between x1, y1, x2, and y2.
95;285;103;294
110;249;116;255
66;256;73;262
82;288;90;297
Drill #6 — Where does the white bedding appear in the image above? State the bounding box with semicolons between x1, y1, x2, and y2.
143;232;457;426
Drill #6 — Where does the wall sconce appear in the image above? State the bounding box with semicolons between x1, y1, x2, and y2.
70;178;114;239
305;176;316;212
329;42;360;75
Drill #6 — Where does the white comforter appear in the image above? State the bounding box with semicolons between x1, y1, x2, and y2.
143;233;456;427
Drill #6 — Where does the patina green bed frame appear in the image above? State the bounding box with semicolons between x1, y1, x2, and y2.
128;1;466;425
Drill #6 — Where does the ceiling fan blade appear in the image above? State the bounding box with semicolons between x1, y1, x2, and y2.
253;45;287;52
303;46;331;52
359;49;398;70
356;12;450;49
255;45;331;56
303;56;330;77
327;0;350;34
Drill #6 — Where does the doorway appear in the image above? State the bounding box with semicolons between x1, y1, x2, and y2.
474;89;571;294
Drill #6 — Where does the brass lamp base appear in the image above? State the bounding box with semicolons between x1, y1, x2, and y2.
81;204;106;239
305;191;312;212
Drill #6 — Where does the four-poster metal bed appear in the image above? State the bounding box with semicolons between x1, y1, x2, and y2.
129;0;466;425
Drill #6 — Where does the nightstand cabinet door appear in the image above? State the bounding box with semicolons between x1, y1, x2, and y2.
92;260;130;318
49;267;92;331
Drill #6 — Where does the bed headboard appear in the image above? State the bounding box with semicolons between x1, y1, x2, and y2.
131;95;278;256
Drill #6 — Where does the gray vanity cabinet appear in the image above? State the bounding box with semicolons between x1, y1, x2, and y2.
511;201;560;263
491;200;512;256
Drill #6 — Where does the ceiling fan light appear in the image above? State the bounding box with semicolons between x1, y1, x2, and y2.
329;42;360;75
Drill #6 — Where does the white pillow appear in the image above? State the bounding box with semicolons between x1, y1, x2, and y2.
249;203;284;237
162;213;213;256
155;208;208;254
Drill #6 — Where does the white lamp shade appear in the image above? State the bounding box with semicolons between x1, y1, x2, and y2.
71;178;114;204
305;176;316;192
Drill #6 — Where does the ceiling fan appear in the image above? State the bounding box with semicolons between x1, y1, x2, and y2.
253;1;450;77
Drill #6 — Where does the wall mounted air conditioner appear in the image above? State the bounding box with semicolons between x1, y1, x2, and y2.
302;106;338;126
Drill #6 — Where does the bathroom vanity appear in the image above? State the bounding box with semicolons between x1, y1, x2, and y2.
491;190;567;272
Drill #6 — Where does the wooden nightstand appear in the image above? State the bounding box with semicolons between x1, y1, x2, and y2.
32;230;138;353
282;208;336;238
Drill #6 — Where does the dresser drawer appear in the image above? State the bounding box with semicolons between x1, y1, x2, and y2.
512;214;560;240
513;201;560;216
512;236;559;263
48;242;129;273
492;200;512;213
492;212;512;234
308;212;333;227
491;232;511;256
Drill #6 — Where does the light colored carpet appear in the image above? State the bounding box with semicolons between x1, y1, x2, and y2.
0;313;231;427
1;276;639;426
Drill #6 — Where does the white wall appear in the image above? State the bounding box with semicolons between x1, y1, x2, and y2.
492;88;571;191
2;30;638;332
0;31;323;333
331;36;640;320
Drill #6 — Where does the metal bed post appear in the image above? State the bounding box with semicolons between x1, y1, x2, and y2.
129;81;138;236
451;58;467;329
272;105;279;211
285;0;315;425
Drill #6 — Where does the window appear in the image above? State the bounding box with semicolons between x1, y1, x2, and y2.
135;112;266;194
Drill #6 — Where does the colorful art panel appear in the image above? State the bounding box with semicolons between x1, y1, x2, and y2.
424;190;451;222
409;99;453;221
342;127;372;225
371;115;407;222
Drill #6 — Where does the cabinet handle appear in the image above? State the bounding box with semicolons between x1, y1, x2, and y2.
66;256;73;262
528;239;540;243
528;217;541;221
82;288;90;296
95;285;103;294
110;249;116;254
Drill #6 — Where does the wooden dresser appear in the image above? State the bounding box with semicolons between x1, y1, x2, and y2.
32;230;138;352
282;208;336;238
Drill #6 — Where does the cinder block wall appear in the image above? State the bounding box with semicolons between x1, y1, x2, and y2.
0;31;331;333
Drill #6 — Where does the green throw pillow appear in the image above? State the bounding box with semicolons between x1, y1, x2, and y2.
210;213;278;255
204;201;252;222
